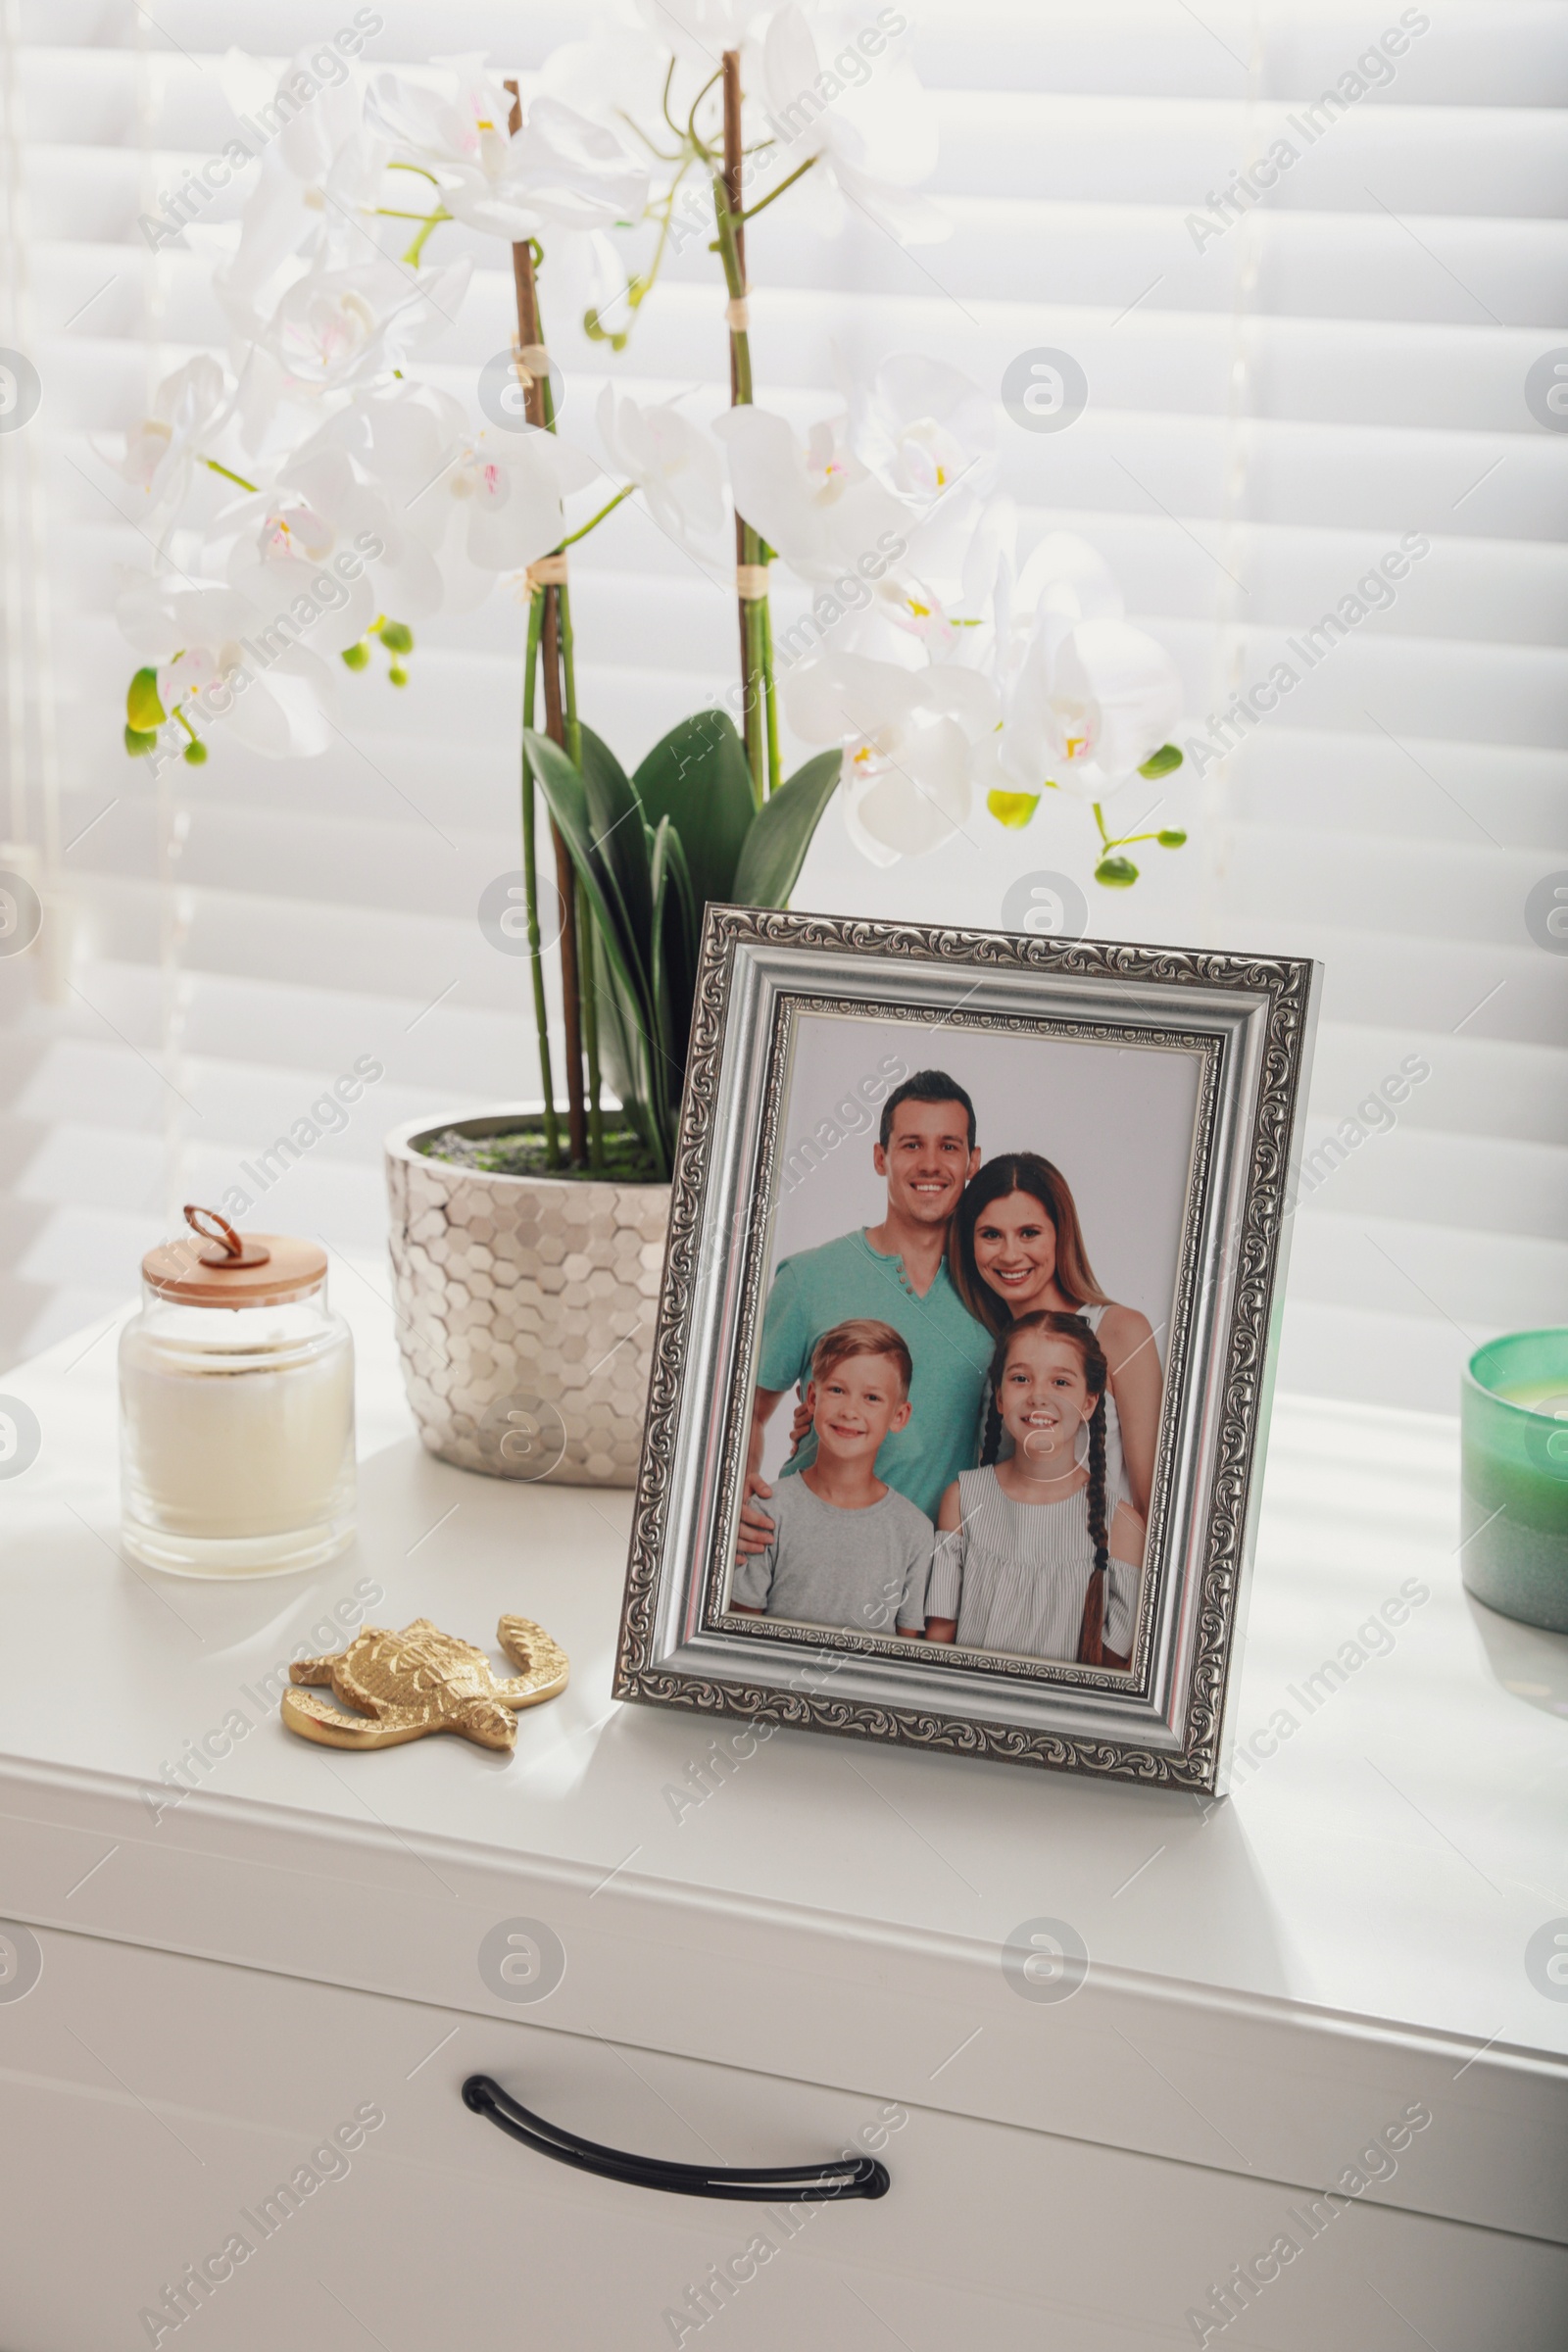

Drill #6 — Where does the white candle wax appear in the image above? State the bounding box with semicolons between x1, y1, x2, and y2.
120;1297;355;1575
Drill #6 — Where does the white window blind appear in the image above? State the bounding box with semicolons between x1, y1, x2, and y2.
2;0;1563;1409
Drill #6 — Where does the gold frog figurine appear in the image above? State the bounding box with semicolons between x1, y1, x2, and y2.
280;1615;568;1753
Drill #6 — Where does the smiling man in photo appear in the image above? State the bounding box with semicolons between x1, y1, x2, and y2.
740;1069;994;1544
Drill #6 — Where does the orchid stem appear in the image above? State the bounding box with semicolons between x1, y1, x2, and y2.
521;593;562;1169
559;483;634;548
577;884;604;1170
759;592;781;798
724;153;817;228
551;448;597;1156
659;52;683;142
200;457;258;493
687;66;723;149
401;208;449;266
505;77;588;1163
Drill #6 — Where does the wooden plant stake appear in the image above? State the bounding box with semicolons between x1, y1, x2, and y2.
506;78;588;1165
719;48;775;801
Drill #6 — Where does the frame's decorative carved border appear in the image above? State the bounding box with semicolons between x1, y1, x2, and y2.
615;911;1319;1793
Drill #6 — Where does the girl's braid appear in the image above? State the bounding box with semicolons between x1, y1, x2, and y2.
1077;1391;1110;1666
1085;1391;1108;1577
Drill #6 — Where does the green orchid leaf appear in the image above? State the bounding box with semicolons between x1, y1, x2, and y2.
126;667;165;732
649;816;700;1153
577;723;655;964
523;728;650;1027
1157;828;1188;849
577;721;632;810
632;710;756;911
731;749;842;909
1138;744;1183;779
986;788;1040;830
1094;855;1140;889
591;957;665;1175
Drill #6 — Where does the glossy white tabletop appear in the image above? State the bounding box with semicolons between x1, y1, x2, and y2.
2;1254;1563;2054
4;1250;1568;2261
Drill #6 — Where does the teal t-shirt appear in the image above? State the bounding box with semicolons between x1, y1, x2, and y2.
757;1230;995;1521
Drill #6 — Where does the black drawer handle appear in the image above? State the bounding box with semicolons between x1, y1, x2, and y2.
462;2074;890;2202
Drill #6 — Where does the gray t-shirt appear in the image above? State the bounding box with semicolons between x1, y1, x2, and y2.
729;1473;934;1636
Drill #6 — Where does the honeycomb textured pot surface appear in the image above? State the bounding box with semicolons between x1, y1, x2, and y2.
386;1137;670;1489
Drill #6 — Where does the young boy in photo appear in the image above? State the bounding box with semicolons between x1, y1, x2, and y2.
729;1319;933;1638
925;1310;1145;1667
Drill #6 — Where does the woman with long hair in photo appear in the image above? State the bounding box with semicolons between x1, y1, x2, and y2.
951;1151;1162;1518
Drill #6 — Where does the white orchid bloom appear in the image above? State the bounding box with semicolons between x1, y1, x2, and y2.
543;18;693;137
863;570;966;659
216;134;386;326
849;354;995;505
988;533;1182;808
841;485;1010;671
116;356;229;516
784;645;997;865
279;381;500;614
117;574;334;760
757;3;947;245
214;46;379;319
713;405;907;585
296;379;466;502
302;382;496;612
458;425;602;573
262;256;469;398
798;486;1004;678
638;0;766;56
541;9;769;209
222;448;442;655
598;387;726;555
229;252;470;451
396;419;601;601
367;59;647;244
218;41;368;186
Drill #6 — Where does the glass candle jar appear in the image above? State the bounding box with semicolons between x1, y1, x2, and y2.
1460;1329;1568;1634
120;1226;355;1578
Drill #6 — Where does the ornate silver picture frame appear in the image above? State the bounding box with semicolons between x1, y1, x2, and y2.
615;909;1321;1794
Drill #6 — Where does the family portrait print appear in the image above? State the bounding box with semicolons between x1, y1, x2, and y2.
726;1016;1201;1682
617;912;1321;1792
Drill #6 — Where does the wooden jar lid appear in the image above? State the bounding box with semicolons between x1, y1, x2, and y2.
141;1231;328;1307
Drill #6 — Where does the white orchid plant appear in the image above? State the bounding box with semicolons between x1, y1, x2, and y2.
114;4;1186;1179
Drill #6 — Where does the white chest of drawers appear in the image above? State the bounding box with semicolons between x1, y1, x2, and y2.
1;1270;1564;2351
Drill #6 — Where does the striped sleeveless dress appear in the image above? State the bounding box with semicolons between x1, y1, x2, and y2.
929;1467;1136;1663
982;1302;1131;1508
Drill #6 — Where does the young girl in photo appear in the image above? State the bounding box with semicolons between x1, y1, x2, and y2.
924;1312;1144;1668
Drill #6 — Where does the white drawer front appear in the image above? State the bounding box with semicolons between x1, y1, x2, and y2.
1;1925;1563;2352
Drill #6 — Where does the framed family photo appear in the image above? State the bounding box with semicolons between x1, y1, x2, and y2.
615;910;1322;1793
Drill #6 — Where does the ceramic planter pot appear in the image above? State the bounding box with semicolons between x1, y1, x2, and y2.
384;1110;670;1488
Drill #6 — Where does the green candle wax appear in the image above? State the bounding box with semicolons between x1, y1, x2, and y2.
1495;1380;1568;1417
1461;1331;1568;1634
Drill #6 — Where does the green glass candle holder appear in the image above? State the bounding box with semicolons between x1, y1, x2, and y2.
1461;1329;1568;1634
